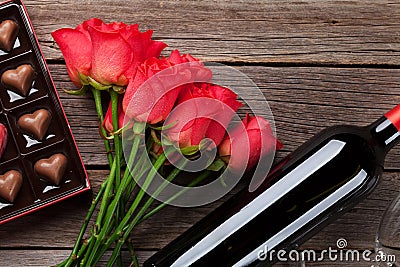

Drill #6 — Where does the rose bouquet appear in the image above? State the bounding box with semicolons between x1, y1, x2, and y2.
52;18;282;267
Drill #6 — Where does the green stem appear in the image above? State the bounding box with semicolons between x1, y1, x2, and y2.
85;123;147;266
138;170;212;224
81;158;118;265
79;234;96;267
117;254;123;267
61;87;115;267
64;179;109;267
126;240;139;267
129;166;183;227
91;88;113;166
87;133;141;263
109;90;123;264
121;122;153;205
121;122;150;205
120;134;155;207
106;149;179;267
91;150;171;267
96;158;118;230
110;90;122;191
76;236;93;266
122;152;147;204
54;258;67;267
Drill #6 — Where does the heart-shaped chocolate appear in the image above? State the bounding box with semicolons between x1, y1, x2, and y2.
1;64;35;96
18;109;52;140
0;20;19;52
34;153;68;186
0;170;23;203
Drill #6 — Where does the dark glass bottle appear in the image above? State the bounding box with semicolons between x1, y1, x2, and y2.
144;105;400;267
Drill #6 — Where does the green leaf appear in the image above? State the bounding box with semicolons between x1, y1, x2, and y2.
207;159;226;172
160;136;174;146
78;72;89;85
180;145;199;156
63;84;90;96
199;138;214;151
151;129;162;145
88;76;111;91
111;121;133;136
133;121;147;135
150;121;177;131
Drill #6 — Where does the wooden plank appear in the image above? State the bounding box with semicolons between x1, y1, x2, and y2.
0;249;155;266
21;0;400;65
0;249;380;266
1;0;398;265
48;64;400;169
0;170;398;252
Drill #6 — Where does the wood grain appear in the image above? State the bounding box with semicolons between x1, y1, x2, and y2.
0;170;398;252
49;64;400;169
23;0;400;65
1;0;400;266
0;249;381;266
0;250;155;266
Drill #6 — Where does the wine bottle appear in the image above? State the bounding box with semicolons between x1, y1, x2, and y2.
144;104;400;267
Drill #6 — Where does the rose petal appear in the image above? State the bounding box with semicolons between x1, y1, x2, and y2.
123;30;167;80
218;115;282;172
52;28;92;86
88;26;133;86
103;98;126;133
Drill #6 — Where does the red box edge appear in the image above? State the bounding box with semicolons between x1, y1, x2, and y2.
0;0;91;225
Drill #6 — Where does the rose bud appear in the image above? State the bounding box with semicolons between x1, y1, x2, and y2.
103;98;127;133
0;123;7;159
218;114;283;172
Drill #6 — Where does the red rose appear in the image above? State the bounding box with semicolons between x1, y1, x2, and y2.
165;83;242;148
122;50;212;124
52;18;166;87
103;98;126;133
218;114;283;172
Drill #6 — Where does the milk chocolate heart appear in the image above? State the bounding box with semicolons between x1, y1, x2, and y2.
0;20;19;52
18;109;51;140
34;153;68;186
1;64;35;96
0;170;23;203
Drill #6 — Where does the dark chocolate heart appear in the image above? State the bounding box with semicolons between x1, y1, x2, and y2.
18;109;52;140
0;170;23;203
1;64;35;96
0;20;19;52
34;153;68;186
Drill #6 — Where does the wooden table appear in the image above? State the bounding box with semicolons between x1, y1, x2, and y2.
1;0;400;266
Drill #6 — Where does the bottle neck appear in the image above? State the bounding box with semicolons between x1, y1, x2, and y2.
369;104;400;153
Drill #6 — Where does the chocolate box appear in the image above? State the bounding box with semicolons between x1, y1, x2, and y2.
0;0;89;224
